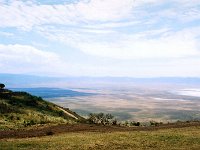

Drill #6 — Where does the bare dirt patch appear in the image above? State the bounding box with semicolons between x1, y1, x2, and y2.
1;121;200;139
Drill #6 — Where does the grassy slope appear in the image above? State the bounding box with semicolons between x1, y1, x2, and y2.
0;126;200;150
0;89;83;130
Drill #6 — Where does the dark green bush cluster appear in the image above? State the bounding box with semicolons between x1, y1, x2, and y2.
0;102;13;113
88;113;116;125
130;121;140;126
0;83;5;89
122;121;141;127
23;120;37;127
8;115;20;121
150;121;163;126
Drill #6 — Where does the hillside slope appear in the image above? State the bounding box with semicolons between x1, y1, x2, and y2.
0;88;84;130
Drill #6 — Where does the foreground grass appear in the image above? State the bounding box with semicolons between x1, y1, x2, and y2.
1;126;200;150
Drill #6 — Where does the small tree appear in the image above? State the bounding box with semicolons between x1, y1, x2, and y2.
105;113;114;125
88;113;115;125
112;119;118;125
88;113;98;124
0;83;5;89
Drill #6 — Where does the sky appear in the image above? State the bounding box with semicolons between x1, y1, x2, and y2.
0;0;200;77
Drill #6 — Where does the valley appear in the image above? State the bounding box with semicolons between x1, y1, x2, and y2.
13;86;200;122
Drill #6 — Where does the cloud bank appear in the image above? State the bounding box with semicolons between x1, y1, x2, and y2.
0;44;66;75
0;0;200;77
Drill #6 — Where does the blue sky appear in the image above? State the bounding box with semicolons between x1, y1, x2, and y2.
0;0;200;77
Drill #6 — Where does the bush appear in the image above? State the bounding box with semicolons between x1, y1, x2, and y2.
23;120;37;127
135;122;140;126
88;113;115;125
150;121;162;126
112;119;118;125
0;83;5;89
58;110;64;116
0;102;14;113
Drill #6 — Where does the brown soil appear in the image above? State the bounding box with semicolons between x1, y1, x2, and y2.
1;121;200;139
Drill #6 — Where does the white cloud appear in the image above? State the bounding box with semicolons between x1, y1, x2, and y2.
76;28;115;34
135;0;200;6
75;0;134;21
0;31;14;37
0;0;199;32
0;44;108;76
0;0;199;30
1;43;200;77
0;0;135;30
83;21;140;29
131;0;200;30
38;26;200;59
0;44;58;63
78;37;198;59
0;44;67;75
1;0;200;77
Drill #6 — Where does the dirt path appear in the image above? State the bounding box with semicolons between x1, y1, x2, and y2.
57;106;78;120
0;122;200;139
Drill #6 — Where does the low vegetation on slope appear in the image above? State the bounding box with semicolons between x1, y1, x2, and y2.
0;86;83;130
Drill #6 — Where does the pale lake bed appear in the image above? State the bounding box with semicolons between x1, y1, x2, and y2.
46;87;200;122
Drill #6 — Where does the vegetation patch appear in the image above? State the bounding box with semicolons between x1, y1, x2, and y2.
1;126;200;150
0;85;84;130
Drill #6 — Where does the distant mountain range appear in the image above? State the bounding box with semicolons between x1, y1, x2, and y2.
1;73;200;88
11;87;94;98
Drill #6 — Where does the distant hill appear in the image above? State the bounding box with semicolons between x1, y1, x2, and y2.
1;73;200;88
0;88;84;130
11;88;94;98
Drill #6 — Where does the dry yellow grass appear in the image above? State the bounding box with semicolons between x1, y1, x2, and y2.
1;126;200;150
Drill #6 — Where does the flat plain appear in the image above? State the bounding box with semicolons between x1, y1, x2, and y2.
47;86;200;122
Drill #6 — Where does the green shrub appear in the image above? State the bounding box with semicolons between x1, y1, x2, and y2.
88;113;115;125
0;102;13;113
150;121;162;126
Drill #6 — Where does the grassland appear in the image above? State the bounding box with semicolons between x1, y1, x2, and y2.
49;91;200;122
1;87;200;149
0;126;200;150
0;89;83;130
